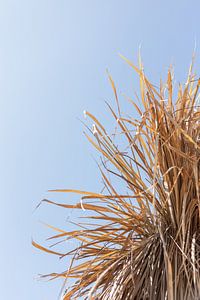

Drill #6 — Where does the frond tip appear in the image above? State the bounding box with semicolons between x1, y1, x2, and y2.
34;58;200;300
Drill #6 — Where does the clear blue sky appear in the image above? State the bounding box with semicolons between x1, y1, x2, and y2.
0;1;200;299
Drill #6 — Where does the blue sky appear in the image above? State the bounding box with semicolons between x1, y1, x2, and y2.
0;1;200;299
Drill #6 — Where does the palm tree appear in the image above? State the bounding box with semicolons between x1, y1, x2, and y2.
34;55;200;300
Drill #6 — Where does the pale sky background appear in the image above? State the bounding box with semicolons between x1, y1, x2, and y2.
0;1;200;299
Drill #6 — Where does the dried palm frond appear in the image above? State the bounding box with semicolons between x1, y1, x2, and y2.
34;56;200;300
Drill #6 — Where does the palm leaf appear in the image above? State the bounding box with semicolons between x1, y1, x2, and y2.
34;57;200;300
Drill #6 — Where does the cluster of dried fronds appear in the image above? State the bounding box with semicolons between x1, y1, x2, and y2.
34;56;200;300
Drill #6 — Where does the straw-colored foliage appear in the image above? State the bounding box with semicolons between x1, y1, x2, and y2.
34;56;200;299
